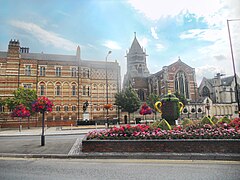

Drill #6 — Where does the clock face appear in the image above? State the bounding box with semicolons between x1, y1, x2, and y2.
172;67;175;71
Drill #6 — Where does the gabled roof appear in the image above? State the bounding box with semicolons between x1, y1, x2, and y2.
221;76;234;86
129;36;143;54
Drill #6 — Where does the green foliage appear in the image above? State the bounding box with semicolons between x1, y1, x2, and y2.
151;119;172;130
5;98;17;111
115;87;141;114
181;118;194;128
201;116;214;126
211;116;219;124
0;98;5;106
217;116;231;124
5;88;37;114
146;93;160;113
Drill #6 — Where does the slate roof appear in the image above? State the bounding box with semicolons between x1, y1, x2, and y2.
20;53;77;61
129;36;143;54
221;76;234;86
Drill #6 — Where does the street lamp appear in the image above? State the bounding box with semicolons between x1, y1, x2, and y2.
106;51;112;128
227;19;240;118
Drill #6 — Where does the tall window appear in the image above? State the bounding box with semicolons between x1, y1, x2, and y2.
56;67;61;77
202;86;210;97
175;71;189;99
138;89;145;101
40;66;46;76
72;106;76;111
40;85;45;96
56;106;61;112
25;65;31;76
0;105;4;112
55;84;61;96
72;85;76;96
64;106;68;112
71;67;77;77
83;85;86;95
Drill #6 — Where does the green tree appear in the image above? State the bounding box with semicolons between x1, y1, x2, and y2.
115;87;141;123
146;93;160;120
6;88;37;128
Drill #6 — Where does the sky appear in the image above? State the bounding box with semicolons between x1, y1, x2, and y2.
0;0;239;85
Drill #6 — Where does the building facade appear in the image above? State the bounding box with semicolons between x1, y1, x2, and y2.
0;40;121;126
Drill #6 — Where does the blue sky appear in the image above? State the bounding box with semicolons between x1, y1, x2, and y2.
0;0;239;84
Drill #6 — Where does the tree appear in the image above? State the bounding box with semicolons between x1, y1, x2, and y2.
6;88;37;129
115;87;141;123
146;93;160;120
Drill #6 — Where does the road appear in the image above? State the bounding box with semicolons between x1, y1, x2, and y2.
0;135;83;154
0;158;239;180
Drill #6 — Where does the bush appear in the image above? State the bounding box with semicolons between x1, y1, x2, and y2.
151;119;171;130
181;118;193;128
201;116;214;126
211;116;218;124
217;116;231;124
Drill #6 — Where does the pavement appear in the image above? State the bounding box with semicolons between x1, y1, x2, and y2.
0;125;240;161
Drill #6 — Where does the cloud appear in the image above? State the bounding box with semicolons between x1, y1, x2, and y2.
195;65;224;84
214;55;227;61
128;0;223;22
151;27;158;39
10;20;78;51
156;43;164;51
138;37;149;48
179;29;224;42
103;40;122;50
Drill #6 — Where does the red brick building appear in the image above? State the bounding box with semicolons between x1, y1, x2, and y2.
0;40;121;127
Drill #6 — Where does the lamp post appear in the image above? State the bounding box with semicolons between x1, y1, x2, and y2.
106;51;112;128
227;19;240;118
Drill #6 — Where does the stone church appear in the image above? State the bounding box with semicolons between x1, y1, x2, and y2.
123;34;197;102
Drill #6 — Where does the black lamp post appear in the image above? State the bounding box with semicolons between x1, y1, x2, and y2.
227;19;240;118
106;51;112;128
41;111;45;146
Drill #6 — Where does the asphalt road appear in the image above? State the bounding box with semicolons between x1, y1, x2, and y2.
0;158;239;180
0;135;83;154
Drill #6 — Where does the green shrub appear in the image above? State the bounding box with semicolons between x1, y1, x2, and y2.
151;119;172;130
217;116;231;124
181;118;194;128
158;119;172;130
211;116;218;124
201;116;214;126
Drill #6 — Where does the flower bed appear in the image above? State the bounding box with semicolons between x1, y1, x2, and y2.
86;124;240;140
82;120;240;153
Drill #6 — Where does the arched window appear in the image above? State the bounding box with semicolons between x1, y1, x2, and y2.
175;71;189;99
72;84;76;96
55;82;61;96
202;86;210;97
138;89;145;101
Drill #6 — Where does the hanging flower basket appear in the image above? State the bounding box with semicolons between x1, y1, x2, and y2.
104;104;112;109
11;104;30;118
32;96;53;113
139;103;152;115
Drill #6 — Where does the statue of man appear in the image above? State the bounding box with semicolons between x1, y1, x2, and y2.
83;101;89;112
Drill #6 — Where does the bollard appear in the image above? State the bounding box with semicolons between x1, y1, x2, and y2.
71;124;73;130
95;122;98;129
105;123;108;129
